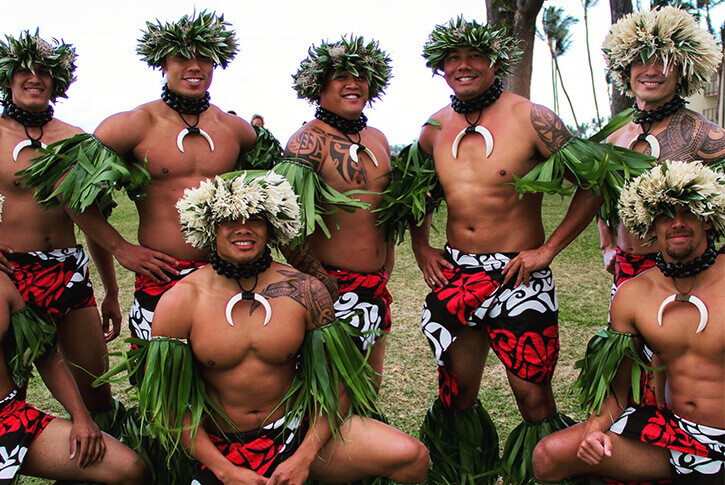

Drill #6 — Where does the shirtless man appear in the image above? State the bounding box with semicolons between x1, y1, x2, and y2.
19;13;269;342
599;6;725;294
534;160;724;483
283;36;393;382
407;17;602;482
0;30;118;421
141;173;428;484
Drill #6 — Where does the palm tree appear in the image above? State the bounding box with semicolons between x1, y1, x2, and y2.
582;0;602;127
540;6;581;131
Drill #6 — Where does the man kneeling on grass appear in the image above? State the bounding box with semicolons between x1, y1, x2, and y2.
99;171;429;484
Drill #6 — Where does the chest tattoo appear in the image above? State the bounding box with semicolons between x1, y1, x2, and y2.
329;133;367;184
252;270;335;327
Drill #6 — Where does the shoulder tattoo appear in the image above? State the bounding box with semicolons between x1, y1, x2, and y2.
659;110;725;163
284;127;326;171
255;269;335;327
530;104;572;154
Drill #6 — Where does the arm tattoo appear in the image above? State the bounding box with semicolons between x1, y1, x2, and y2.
328;132;367;184
658;110;725;163
284;127;326;171
255;269;336;328
280;244;338;300
530;104;573;155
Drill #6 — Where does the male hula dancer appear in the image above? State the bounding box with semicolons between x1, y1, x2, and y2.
99;172;429;484
0;30;120;425
599;6;725;298
283;36;393;385
0;193;148;484
18;12;282;342
534;160;724;484
379;16;650;483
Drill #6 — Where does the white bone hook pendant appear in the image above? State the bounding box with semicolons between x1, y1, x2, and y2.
12;139;47;162
176;127;215;153
628;133;660;158
225;292;272;327
349;143;378;167
451;125;494;158
657;293;708;333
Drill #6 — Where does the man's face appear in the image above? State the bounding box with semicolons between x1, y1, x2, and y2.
162;54;214;99
652;206;711;262
251;117;264;127
215;214;270;265
318;71;370;120
629;56;679;109
9;64;53;110
443;47;497;101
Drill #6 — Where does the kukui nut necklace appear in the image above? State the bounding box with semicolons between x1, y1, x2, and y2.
629;95;687;158
315;106;378;166
3;100;53;162
210;245;273;327
655;239;716;333
449;77;503;159
162;84;215;153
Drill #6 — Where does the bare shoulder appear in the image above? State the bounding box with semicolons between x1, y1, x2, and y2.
662;108;725;163
152;271;205;339
526;99;573;157
283;121;328;172
216;108;256;150
93;102;156;154
419;106;449;154
366;125;391;155
610;268;656;333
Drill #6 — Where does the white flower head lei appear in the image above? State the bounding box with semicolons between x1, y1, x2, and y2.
619;160;725;333
603;6;722;98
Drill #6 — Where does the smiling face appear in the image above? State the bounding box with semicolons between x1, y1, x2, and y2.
162;53;214;99
629;56;680;110
318;71;370;119
215;214;270;265
442;47;496;101
652;205;711;262
9;64;53;111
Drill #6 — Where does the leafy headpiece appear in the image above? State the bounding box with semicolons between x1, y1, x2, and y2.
0;30;77;103
292;35;392;103
422;16;522;77
603;7;722;97
619;160;725;241
137;11;238;69
176;171;301;249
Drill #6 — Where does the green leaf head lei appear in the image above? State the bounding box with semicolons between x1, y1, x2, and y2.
137;11;238;69
422;16;522;77
603;6;722;98
619;160;725;242
0;29;77;103
292;35;392;104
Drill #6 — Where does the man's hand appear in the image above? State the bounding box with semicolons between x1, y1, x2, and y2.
413;244;452;289
267;453;312;485
602;247;616;275
218;465;267;484
101;292;122;342
114;242;179;282
576;431;612;466
502;247;554;287
69;416;105;468
0;244;13;274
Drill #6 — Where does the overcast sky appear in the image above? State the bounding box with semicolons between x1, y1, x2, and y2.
1;1;722;145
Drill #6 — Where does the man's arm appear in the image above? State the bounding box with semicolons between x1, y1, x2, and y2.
598;217;618;275
84;235;121;341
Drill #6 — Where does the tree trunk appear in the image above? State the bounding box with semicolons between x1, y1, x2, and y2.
555;58;581;130
584;7;602;127
486;0;545;98
609;0;634;115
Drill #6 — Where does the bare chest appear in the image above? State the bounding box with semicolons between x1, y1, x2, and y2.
320;134;390;192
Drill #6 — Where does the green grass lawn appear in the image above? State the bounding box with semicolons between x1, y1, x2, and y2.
20;193;613;484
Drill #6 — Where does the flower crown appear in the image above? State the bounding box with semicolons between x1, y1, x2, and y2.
176;171;301;249
0;30;77;102
292;35;392;103
603;7;722;97
137;11;238;69
619;160;725;241
422;16;522;77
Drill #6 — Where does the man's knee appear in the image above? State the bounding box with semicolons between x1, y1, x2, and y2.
393;435;429;483
111;455;149;485
532;430;580;482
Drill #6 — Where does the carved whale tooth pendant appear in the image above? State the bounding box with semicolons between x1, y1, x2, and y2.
225;292;272;327
657;293;708;333
451;125;494;158
176;127;215;153
349;143;378;167
628;133;660;158
12;139;47;162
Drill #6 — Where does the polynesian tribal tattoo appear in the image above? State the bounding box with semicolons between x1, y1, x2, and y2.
251;269;336;327
279;243;338;300
285;126;368;184
654;109;725;163
530;104;573;155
